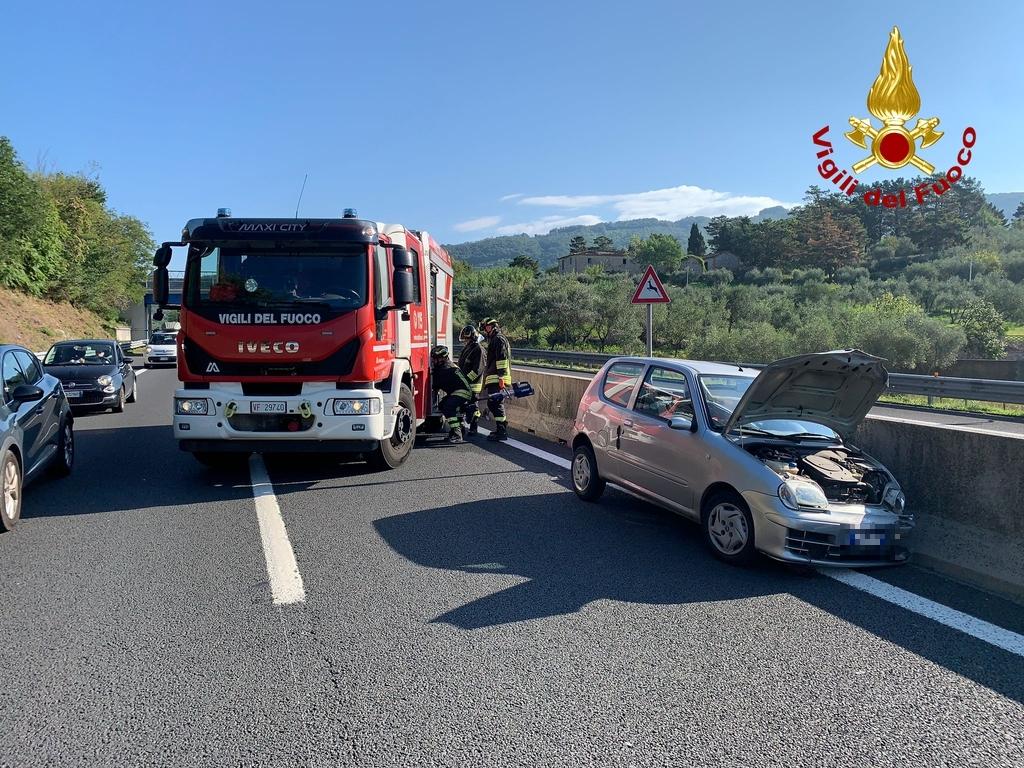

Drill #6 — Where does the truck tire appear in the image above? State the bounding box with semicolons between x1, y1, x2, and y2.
368;384;416;471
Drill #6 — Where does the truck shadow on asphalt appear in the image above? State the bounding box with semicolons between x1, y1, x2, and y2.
374;464;1024;705
19;425;254;519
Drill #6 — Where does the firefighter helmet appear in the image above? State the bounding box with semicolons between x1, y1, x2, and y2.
459;324;476;341
430;345;450;360
479;317;499;330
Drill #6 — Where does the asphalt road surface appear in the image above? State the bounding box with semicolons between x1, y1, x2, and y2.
1;366;1022;767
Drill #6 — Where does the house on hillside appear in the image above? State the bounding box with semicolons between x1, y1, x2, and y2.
558;249;642;275
704;250;743;271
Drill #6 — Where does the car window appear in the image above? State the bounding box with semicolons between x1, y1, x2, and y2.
12;350;43;384
2;352;28;404
601;362;644;408
151;333;176;345
634;366;693;422
44;342;116;365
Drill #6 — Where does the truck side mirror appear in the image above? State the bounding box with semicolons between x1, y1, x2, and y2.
390;246;415;307
152;266;169;306
154;245;173;268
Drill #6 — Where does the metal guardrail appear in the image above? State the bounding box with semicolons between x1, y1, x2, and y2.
502;347;1024;406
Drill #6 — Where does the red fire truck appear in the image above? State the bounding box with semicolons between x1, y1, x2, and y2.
151;209;454;469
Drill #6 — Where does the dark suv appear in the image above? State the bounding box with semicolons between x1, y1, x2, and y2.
1;344;75;531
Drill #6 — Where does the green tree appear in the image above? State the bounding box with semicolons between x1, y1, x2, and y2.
592;234;614;250
509;254;540;275
627;233;683;273
686;222;707;257
568;235;588;254
587;275;642;351
1013;202;1024;229
948;297;1006;359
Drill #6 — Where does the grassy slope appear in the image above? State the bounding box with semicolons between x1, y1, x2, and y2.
0;287;112;352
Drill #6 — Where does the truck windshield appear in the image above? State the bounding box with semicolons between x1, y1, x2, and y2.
184;246;368;310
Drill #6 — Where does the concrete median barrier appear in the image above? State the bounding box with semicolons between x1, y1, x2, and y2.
508;366;1024;602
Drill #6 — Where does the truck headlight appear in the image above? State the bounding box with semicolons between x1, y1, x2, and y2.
331;398;381;416
97;375;112;386
779;479;830;511
175;398;210;415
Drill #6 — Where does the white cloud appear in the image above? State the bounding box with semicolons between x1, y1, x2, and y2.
453;215;502;232
499;193;525;201
494;214;603;236
519;184;795;220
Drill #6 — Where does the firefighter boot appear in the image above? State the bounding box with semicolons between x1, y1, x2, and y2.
467;414;479;437
447;427;464;444
487;422;509;442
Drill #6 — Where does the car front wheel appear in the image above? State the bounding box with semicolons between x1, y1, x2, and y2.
571;443;606;502
1;449;22;532
51;420;74;477
702;490;756;565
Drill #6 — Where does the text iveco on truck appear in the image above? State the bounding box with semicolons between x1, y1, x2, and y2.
151;209;454;469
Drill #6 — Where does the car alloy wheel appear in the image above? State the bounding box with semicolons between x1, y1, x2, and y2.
62;423;74;467
707;502;749;555
2;451;22;530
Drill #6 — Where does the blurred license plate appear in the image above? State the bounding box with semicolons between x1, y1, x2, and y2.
851;531;886;546
65;390;82;399
251;401;286;414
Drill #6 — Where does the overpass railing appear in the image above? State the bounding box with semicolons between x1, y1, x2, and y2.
501;347;1024;406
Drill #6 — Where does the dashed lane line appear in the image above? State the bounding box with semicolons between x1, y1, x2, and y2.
248;454;305;605
478;427;1024;659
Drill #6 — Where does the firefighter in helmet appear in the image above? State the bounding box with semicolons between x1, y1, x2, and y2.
480;317;512;442
457;324;486;436
430;345;473;444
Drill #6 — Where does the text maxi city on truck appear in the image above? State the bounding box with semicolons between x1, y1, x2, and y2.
150;209;454;469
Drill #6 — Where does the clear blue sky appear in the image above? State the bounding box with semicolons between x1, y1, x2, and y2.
3;0;1021;265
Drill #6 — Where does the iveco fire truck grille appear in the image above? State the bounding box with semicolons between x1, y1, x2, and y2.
184;338;360;378
227;413;316;433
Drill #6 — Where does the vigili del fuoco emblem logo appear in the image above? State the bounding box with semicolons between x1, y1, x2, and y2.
811;26;976;208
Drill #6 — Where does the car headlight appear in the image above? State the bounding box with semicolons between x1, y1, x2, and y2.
146;346;153;353
330;398;381;416
779;479;830;511
175;398;210;415
97;375;113;386
883;486;906;514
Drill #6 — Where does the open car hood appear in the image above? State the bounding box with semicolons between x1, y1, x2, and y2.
722;350;888;440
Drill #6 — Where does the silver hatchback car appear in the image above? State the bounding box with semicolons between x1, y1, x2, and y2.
570;350;912;567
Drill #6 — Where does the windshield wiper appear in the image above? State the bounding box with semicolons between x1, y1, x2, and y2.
773;432;837;441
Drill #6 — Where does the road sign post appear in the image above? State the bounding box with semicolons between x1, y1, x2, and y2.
631;264;671;356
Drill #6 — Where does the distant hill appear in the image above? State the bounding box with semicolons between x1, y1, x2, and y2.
445;207;788;268
986;192;1024;220
447;194;1024;268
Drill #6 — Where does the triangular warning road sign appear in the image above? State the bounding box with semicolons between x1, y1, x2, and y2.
631;265;671;304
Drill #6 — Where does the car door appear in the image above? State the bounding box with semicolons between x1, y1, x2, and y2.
2;351;45;472
584;361;645;481
116;346;135;395
618;365;699;517
13;349;60;462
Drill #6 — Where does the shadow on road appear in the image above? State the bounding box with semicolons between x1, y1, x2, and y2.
375;479;1024;705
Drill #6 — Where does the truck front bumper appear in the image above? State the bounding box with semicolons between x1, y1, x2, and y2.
172;384;393;447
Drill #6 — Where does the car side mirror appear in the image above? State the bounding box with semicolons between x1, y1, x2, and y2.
11;384;44;404
669;415;697;432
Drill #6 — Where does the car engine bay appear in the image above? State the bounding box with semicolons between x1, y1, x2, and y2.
746;443;891;505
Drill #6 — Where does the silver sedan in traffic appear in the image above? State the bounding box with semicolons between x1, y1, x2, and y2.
570;350;912;567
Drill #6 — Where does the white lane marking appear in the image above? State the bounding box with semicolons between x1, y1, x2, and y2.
479;425;1024;657
824;570;1024;658
248;454;305;605
867;412;1023;440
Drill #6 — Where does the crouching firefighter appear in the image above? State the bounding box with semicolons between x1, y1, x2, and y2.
480;317;512;442
457;324;486;436
430;346;473;444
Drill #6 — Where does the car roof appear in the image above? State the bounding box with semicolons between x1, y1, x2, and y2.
49;339;116;345
606;356;759;378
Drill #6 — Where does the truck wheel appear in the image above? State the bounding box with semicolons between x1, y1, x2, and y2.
368;384;416;471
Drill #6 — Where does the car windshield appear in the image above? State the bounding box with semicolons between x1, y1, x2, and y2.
45;342;116;366
698;374;839;440
150;333;176;345
185;245;368;309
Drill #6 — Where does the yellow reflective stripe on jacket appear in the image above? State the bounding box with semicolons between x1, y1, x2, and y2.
450;389;472;400
496;359;511;372
467;370;479;381
471;382;483;394
484;374;500;385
